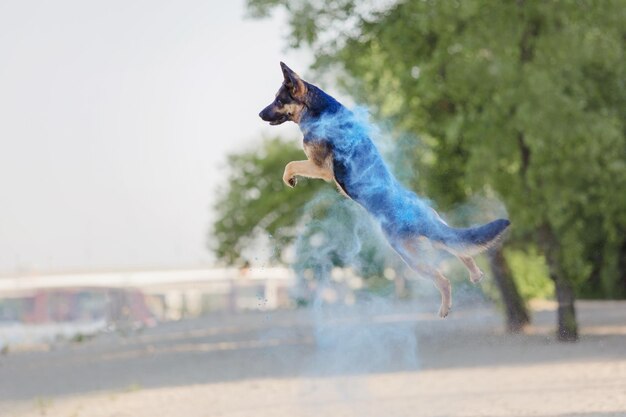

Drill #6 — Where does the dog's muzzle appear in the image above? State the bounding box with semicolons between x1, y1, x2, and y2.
259;107;287;125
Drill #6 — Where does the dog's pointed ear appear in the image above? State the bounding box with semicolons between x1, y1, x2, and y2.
280;62;307;98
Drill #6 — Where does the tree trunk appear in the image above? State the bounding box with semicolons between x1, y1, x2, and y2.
538;223;578;342
617;238;626;298
553;273;578;341
488;247;530;333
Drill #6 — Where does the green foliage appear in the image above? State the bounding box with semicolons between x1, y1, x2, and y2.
505;247;554;300
211;137;323;265
247;0;626;299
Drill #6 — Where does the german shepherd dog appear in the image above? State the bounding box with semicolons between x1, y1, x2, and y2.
259;63;510;317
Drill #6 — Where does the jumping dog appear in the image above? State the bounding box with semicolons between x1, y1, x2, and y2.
259;62;510;317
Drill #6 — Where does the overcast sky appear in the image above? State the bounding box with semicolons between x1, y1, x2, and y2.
0;0;315;274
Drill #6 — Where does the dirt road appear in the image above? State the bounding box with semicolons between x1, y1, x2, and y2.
1;301;625;417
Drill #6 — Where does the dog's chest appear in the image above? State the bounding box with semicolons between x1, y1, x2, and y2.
303;139;332;169
303;138;351;197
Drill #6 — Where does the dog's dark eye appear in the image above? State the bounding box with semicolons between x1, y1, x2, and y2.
275;99;282;106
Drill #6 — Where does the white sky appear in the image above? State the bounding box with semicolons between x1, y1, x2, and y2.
0;0;315;274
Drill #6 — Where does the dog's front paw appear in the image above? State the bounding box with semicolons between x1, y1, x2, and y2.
283;174;297;188
282;164;297;188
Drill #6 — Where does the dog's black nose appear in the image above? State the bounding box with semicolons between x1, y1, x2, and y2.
259;108;270;121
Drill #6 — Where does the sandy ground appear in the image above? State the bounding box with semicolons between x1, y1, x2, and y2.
1;300;625;417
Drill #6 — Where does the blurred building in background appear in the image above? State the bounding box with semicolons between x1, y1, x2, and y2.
0;267;297;350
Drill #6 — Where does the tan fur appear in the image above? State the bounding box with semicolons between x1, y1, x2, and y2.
283;140;350;196
290;79;307;99
270;92;307;124
282;64;307;99
282;102;306;124
458;255;485;284
283;160;333;186
302;141;332;170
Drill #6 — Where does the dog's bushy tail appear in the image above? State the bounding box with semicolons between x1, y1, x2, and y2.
435;218;511;256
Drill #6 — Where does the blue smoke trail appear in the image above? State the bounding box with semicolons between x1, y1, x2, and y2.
299;97;509;255
292;168;419;381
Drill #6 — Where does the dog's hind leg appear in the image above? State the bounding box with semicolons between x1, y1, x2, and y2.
428;209;485;285
457;255;485;284
390;237;452;318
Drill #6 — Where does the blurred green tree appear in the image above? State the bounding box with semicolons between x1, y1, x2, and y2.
247;0;626;340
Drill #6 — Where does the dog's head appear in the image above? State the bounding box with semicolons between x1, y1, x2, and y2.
259;62;308;125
